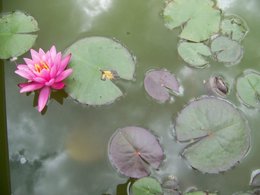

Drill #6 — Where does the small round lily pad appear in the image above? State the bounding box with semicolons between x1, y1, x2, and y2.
65;37;135;105
211;36;243;65
174;97;250;173
108;126;164;178
144;69;180;103
131;177;163;195
178;41;211;68
0;11;39;59
236;71;260;109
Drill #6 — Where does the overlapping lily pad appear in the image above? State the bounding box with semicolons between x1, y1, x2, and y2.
178;41;211;68
65;37;135;105
144;69;180;103
211;36;243;65
163;0;221;42
236;71;260;109
131;177;163;195
108;126;163;178
0;11;39;59
175;97;250;173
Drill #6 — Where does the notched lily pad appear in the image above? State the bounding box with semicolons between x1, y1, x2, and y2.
131;177;163;195
108;126;164;178
0;11;39;59
211;36;243;65
163;0;221;42
236;70;260;109
144;69;181;103
174;97;251;173
178;41;211;68
250;169;260;187
221;15;249;42
65;37;135;105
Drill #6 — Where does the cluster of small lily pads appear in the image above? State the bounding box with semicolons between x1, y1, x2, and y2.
0;0;260;194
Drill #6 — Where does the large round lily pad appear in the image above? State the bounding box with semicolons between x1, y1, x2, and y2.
177;42;211;68
131;177;163;195
0;11;39;59
174;97;250;173
163;0;221;42
144;69;180;103
211;36;243;65
108;126;164;178
65;37;135;105
236;71;260;109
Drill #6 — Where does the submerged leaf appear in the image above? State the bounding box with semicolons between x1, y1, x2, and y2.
131;177;163;195
175;97;250;173
0;11;39;59
65;37;135;105
249;169;260;187
163;0;221;42
178;41;211;68
108;126;163;178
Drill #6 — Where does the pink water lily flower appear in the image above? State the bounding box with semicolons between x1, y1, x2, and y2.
15;46;72;112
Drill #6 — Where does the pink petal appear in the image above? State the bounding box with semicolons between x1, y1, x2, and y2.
55;69;73;82
17;64;30;71
58;54;71;73
33;77;46;83
15;69;34;80
38;86;51;112
53;52;62;68
20;82;44;93
50;46;57;62
50;63;58;78
24;58;35;66
51;82;65;90
30;49;41;63
45;78;55;86
40;69;50;80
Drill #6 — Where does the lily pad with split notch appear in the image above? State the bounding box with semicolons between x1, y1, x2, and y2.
108;126;164;178
163;0;221;42
175;97;251;173
236;71;260;109
211;36;243;66
178;41;212;68
144;69;181;103
0;11;39;59
65;37;135;105
131;177;163;195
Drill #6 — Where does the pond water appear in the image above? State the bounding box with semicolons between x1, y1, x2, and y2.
2;0;260;194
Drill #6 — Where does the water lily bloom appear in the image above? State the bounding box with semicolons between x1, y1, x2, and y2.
15;46;72;112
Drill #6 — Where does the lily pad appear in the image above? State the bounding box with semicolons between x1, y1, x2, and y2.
163;0;221;42
221;15;249;42
178;41;211;68
249;169;260;187
108;126;164;178
144;69;180;103
185;191;217;195
65;37;135;105
131;177;163;195
0;11;39;59
236;71;260;109
174;97;250;173
211;36;243;65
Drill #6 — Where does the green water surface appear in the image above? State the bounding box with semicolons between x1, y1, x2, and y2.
2;0;260;194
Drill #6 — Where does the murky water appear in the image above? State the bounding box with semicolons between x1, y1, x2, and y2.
2;0;260;194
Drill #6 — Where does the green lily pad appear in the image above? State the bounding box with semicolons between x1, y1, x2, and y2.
163;0;221;42
221;15;249;42
185;191;217;195
131;177;163;195
175;97;250;173
0;11;39;59
178;41;211;68
65;37;135;105
211;36;243;65
236;71;260;109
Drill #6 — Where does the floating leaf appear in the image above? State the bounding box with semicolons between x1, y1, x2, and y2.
221;15;249;42
131;177;163;195
236;71;260;109
249;169;260;187
65;37;135;105
175;97;250;173
144;69;180;103
108;126;163;178
184;191;217;195
211;36;243;65
178;41;211;68
0;11;39;59
163;0;221;42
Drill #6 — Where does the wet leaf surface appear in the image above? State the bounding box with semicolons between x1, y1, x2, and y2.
131;177;162;195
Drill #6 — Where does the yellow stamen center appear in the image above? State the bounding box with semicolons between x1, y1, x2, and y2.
34;61;50;73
